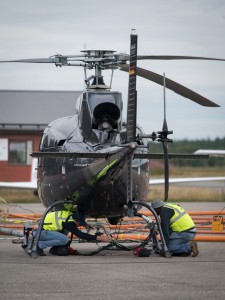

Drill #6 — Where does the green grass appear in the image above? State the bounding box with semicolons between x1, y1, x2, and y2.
148;166;225;202
150;166;225;177
0;189;39;204
148;185;225;202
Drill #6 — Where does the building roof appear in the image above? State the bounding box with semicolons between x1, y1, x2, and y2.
0;90;82;131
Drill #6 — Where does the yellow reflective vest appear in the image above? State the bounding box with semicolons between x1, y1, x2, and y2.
163;203;195;232
43;211;72;231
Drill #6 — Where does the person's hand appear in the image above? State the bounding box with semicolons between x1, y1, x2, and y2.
96;234;112;243
86;224;94;232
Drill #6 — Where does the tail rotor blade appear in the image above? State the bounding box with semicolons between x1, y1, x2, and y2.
163;73;168;132
163;73;169;200
162;140;169;201
157;73;172;201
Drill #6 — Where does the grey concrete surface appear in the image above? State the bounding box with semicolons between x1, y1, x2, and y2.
1;202;225;300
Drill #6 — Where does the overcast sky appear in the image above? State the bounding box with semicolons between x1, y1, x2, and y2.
0;0;224;141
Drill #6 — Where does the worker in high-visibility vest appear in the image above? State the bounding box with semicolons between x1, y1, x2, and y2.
33;207;111;256
151;199;199;257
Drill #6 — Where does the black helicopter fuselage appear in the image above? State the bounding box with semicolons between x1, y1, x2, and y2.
37;90;149;219
2;33;221;221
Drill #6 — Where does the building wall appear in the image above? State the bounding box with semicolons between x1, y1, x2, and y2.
0;131;41;182
0;89;82;183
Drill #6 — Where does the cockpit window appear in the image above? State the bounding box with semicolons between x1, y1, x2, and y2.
87;92;123;130
88;92;123;112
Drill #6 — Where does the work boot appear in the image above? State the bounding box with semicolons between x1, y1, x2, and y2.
49;245;68;256
190;241;199;257
179;252;191;257
49;246;58;255
172;252;191;257
37;245;46;256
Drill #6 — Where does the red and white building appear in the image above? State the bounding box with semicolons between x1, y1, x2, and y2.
0;90;81;182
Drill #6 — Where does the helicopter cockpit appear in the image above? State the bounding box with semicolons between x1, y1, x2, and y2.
79;91;123;144
92;100;121;131
88;92;122;130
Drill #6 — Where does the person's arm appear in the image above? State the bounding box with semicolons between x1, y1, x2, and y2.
63;221;111;242
160;207;174;245
63;221;96;240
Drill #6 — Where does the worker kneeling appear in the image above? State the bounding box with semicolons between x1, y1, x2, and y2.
33;206;111;256
151;199;199;257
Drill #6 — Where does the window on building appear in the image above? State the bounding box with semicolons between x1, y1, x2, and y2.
8;140;33;165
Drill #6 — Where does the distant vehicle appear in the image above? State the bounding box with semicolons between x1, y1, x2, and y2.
194;149;225;157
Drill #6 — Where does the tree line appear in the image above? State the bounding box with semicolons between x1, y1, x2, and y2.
149;137;225;167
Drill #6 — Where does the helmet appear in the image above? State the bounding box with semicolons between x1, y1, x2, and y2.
64;203;77;212
151;199;164;209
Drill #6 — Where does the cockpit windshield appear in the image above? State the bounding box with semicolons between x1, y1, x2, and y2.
87;92;123;130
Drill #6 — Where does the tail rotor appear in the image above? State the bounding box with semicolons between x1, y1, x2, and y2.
157;73;173;200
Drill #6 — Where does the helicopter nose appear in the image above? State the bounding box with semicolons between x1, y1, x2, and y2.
101;119;112;129
129;142;137;149
93;102;121;129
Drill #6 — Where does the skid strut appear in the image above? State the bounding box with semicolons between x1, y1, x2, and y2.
23;200;75;259
131;201;171;258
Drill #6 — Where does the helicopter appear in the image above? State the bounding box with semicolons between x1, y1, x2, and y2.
1;31;224;226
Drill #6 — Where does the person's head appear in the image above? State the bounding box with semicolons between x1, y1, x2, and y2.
73;211;87;227
151;199;164;215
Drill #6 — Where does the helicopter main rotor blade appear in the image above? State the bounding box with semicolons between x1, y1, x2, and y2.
0;58;60;63
137;55;225;62
134;153;209;159
119;64;219;107
31;152;112;159
126;31;138;212
126;33;138;143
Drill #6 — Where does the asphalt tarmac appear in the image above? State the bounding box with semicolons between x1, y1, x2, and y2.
1;202;225;300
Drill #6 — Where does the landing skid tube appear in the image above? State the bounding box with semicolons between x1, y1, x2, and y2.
22;200;170;258
22;200;75;259
84;201;171;257
129;201;171;258
89;201;171;257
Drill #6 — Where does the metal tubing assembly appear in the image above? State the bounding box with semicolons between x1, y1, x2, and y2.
24;200;75;258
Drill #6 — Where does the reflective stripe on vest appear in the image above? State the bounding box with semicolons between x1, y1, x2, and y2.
164;204;187;223
163;203;195;232
43;211;72;231
55;211;70;230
